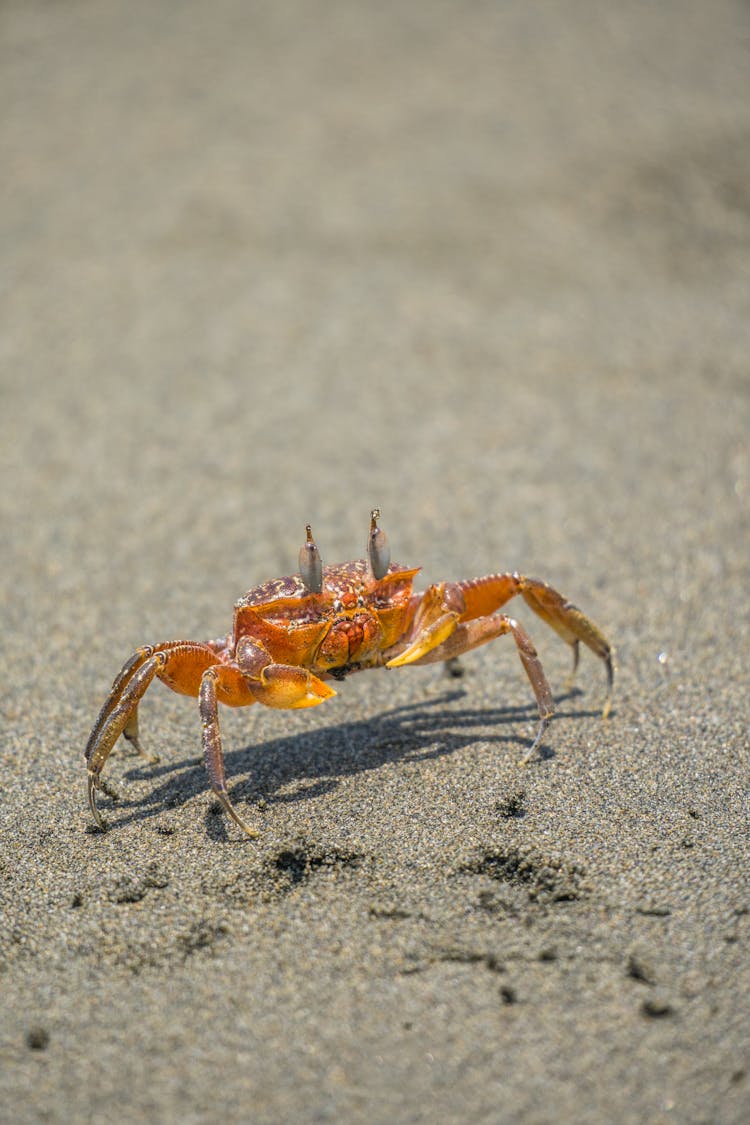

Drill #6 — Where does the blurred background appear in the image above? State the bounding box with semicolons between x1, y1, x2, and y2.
2;0;748;747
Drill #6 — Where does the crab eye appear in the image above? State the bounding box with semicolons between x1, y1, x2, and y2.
299;524;323;594
367;508;390;581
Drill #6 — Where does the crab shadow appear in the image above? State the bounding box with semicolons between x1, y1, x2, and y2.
105;686;600;834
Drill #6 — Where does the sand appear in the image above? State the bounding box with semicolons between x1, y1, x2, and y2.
1;1;749;1121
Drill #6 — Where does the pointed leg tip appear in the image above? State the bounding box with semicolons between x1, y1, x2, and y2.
605;652;615;689
87;773;108;832
570;640;580;674
231;816;261;839
602;663;613;719
123;731;159;763
519;714;552;766
215;790;261;839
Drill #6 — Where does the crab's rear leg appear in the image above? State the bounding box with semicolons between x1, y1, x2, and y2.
85;641;222;830
388;601;555;761
457;573;613;716
85;647;155;767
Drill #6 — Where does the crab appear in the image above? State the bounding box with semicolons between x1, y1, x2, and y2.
85;510;613;837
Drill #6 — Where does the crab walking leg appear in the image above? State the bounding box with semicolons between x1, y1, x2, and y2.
199;667;261;839
84;646;154;765
397;612;555;762
457;573;614;716
85;641;222;829
121;642;228;758
198;640;336;837
84;640;216;766
86;650;169;829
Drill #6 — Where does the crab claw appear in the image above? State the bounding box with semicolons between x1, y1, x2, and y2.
386;613;458;667
386;582;463;667
250;665;336;709
288;673;337;709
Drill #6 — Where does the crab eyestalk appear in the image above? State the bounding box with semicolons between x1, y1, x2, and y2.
299;524;323;593
367;508;390;580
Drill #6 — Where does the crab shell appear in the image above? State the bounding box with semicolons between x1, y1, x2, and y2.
233;559;421;675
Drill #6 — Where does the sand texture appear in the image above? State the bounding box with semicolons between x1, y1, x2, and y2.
1;1;749;1121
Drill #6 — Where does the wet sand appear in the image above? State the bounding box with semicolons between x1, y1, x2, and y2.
1;2;749;1121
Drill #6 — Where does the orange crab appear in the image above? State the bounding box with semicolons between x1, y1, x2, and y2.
85;511;613;837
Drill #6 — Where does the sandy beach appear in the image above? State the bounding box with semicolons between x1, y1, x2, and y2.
1;1;749;1121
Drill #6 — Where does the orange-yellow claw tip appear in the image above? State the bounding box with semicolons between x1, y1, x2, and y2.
309;674;336;697
386;614;457;668
290;688;336;709
289;677;336;708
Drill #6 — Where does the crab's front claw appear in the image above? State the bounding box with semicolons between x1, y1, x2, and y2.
251;665;336;709
386;582;464;668
386;614;459;668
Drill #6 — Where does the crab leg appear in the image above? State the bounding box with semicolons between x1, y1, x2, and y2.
389;606;555;761
475;574;611;688
456;573;613;716
86;650;169;829
85;641;221;829
385;570;612;761
198;641;336;837
84;646;154;764
199;666;261;838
